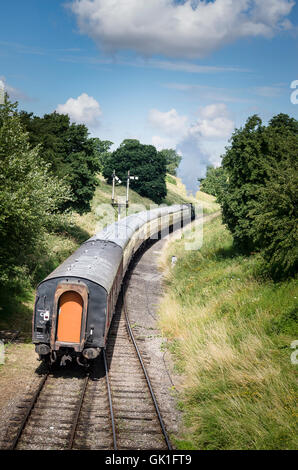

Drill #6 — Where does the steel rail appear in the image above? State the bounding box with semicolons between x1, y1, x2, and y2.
67;373;89;450
10;371;49;450
122;290;172;451
103;348;118;450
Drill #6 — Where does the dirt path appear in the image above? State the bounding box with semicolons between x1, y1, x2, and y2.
0;343;43;446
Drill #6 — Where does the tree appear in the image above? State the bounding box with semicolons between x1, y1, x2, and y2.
90;138;113;170
19;111;111;214
219;112;298;279
102;139;167;204
0;96;71;287
220;115;267;250
158;148;182;175
250;117;298;279
198;165;227;199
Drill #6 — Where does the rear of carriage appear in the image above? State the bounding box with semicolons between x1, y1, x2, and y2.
33;278;103;366
32;239;123;366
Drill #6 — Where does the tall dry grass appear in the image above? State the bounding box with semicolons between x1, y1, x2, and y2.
158;217;298;449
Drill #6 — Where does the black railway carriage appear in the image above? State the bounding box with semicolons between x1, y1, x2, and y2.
33;205;191;366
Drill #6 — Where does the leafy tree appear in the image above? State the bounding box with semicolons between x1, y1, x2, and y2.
90;138;113;170
250;118;298;279
220;112;298;279
0;96;71;287
158;148;182;176
19;111;112;214
19;111;69;173
198;165;227;199
220;115;267;250
102;139;167;204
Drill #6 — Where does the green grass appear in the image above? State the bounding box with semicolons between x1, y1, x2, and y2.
166;175;177;185
164;175;219;214
158;216;298;450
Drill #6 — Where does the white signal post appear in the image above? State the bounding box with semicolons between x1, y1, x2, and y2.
111;169;122;205
112;169;115;204
111;170;138;219
126;170;139;205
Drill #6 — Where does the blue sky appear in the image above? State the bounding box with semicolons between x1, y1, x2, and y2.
1;0;297;191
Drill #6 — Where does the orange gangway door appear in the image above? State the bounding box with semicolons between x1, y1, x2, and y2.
56;291;83;343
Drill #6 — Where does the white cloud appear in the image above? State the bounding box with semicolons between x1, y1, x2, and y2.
189;103;234;140
56;93;102;128
152;135;178;151
70;0;294;58
176;136;226;192
198;103;227;120
148;103;234;191
149;108;188;140
150;104;233;144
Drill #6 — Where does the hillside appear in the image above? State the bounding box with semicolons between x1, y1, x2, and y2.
74;173;219;236
164;174;219;213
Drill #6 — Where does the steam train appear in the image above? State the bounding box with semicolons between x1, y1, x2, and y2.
33;205;192;366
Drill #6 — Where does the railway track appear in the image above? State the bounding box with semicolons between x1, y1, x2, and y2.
2;288;171;451
105;290;171;450
2;363;113;450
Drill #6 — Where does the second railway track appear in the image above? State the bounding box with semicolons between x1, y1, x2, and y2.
2;287;171;451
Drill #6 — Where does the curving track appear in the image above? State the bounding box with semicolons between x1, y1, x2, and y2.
104;290;171;450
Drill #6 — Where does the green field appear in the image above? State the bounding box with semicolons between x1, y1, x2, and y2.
158;216;298;450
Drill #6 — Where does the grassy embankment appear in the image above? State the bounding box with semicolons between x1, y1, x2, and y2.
0;174;218;341
158;216;297;450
